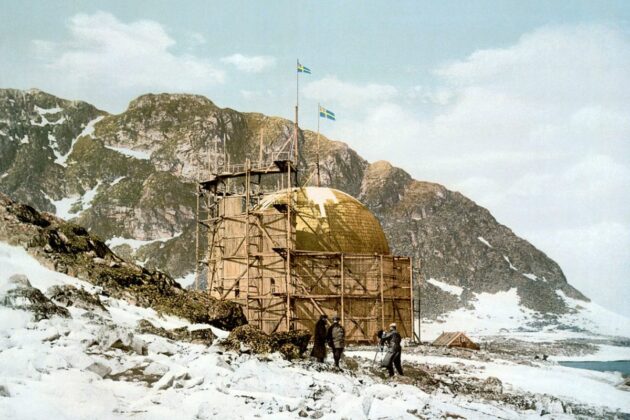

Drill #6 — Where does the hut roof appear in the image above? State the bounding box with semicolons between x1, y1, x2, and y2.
432;331;477;348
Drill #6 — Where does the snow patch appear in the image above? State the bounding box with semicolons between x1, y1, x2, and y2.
106;232;182;252
20;135;29;144
48;133;65;165
110;176;125;186
34;105;62;115
80;181;101;211
104;145;151;160
503;255;518;271
522;273;538;281
55;116;104;167
304;187;339;217
43;182;102;220
477;236;492;248
175;272;196;288
427;278;463;296
43;192;79;220
30;114;66;127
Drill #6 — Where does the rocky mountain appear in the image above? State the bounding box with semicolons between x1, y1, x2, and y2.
0;88;589;321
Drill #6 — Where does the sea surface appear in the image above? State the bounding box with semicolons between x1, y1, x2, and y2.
559;360;630;376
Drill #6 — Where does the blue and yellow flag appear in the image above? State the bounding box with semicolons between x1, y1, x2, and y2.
319;106;336;121
297;61;311;74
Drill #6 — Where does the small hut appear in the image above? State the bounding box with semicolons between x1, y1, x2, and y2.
432;332;480;350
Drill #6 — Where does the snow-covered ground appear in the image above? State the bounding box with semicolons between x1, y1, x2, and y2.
1;241;628;418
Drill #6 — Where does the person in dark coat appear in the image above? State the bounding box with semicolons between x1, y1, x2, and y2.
380;322;403;377
310;314;328;363
326;316;345;369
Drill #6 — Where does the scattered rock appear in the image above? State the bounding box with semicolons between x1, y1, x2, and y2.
1;279;70;321
270;330;311;356
148;340;177;356
481;376;503;394
0;384;10;398
95;325;146;355
298;410;308;418
225;325;272;354
154;372;175;390
86;362;112;378
310;411;323;419
47;284;107;312
143;362;169;377
185;376;204;388
136;319;215;346
7;274;31;288
42;327;61;342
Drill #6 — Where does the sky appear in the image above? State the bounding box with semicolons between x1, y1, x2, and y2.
1;1;629;316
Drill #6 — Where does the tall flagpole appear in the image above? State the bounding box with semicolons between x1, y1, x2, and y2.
316;103;321;187
294;59;299;187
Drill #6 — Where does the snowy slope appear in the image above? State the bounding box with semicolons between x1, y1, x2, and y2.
1;242;559;419
421;287;630;341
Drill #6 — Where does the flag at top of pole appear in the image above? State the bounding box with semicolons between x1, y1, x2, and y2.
319;106;336;121
297;61;311;74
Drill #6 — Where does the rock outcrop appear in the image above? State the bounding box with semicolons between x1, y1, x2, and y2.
0;192;246;329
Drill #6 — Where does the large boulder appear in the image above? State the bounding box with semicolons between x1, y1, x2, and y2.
47;284;107;312
1;274;70;321
136;319;216;346
224;325;312;359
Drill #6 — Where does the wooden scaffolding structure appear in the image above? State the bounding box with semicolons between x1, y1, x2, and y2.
195;154;414;342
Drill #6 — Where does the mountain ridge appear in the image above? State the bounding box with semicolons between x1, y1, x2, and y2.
0;88;588;322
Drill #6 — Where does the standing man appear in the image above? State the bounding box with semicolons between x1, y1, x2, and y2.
326;315;345;370
380;323;404;377
310;314;328;363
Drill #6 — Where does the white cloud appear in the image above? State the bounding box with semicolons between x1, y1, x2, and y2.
303;76;398;108
320;24;630;315
31;12;224;111
221;54;276;73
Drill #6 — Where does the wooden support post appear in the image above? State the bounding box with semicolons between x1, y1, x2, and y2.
258;128;264;165
380;255;385;330
245;159;250;317
340;254;345;327
194;184;200;290
409;257;414;342
206;194;219;295
285;163;292;330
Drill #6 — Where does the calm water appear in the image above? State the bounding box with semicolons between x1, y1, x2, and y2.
558;360;630;376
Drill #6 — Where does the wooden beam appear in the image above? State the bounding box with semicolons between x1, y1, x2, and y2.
340;254;345;327
380;255;385;330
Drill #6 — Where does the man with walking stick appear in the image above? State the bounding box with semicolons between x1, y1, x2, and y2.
380;323;404;377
